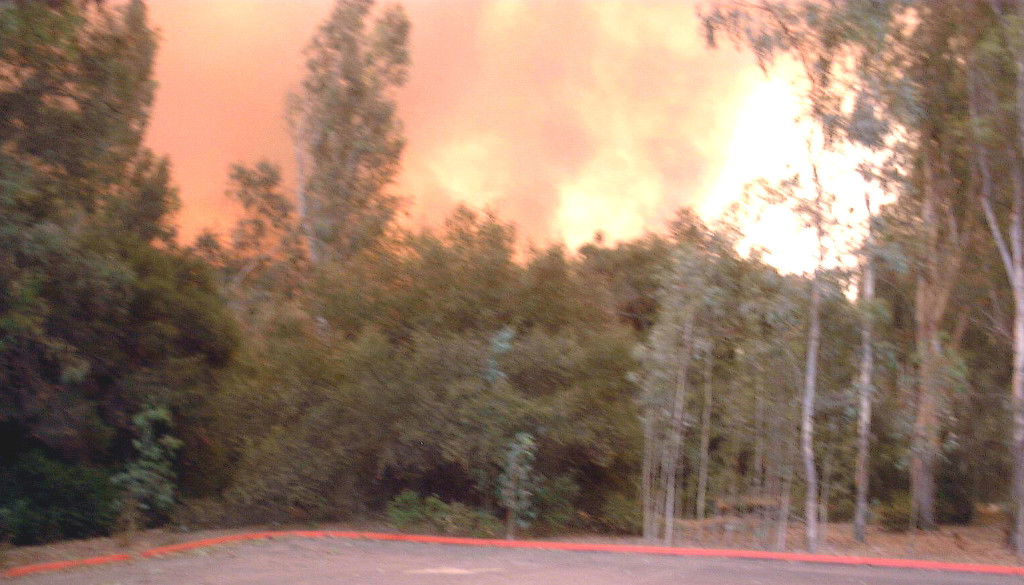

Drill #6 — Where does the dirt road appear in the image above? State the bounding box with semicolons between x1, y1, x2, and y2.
10;537;1023;585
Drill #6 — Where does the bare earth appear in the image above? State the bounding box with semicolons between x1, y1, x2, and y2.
8;537;1024;585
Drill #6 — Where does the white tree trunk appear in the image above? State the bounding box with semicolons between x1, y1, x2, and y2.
802;266;822;552
1013;289;1024;555
662;309;696;546
854;233;875;543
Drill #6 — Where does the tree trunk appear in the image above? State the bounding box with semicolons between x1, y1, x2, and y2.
801;266;822;552
1009;7;1024;556
854;230;876;543
910;145;959;531
662;309;696;546
911;291;941;531
695;348;714;541
1013;292;1024;556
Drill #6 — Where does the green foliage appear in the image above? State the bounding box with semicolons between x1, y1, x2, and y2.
498;432;538;532
829;498;856;523
440;502;502;538
0;451;119;545
599;492;642;535
111;406;183;525
385;491;500;537
532;475;580;534
0;0;237;540
387;490;427;530
289;0;410;263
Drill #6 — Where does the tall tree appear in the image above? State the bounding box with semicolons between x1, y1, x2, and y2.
965;0;1024;553
289;0;410;264
0;0;237;542
703;0;985;536
635;218;736;544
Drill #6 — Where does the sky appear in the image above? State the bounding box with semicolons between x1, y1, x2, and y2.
144;0;848;270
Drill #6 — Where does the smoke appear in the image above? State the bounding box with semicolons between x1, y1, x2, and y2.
146;0;768;250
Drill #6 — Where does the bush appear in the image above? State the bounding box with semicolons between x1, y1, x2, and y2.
438;502;502;538
532;475;580;534
387;490;426;530
829;498;855;523
879;493;911;532
936;466;974;525
386;491;500;537
111;405;184;527
170;497;231;530
599;492;642;535
0;451;120;545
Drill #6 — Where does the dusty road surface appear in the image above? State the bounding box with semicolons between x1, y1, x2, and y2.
11;538;1023;585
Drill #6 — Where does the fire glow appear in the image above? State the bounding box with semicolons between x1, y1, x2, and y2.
146;0;836;263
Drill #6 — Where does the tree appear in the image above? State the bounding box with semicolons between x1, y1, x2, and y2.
498;432;536;539
111;405;183;527
196;161;307;312
635;218;737;544
703;0;988;539
0;0;237;540
965;0;1024;553
289;0;410;264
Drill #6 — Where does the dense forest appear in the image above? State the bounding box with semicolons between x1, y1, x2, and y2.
4;0;1024;557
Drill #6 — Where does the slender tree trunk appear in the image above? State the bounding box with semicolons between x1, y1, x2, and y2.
854;224;876;543
696;349;714;541
293;123;320;265
1013;292;1024;555
663;309;696;546
801;266;822;552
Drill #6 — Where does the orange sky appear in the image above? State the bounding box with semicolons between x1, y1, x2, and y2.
145;0;791;252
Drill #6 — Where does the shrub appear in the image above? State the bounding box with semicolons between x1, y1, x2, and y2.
936;466;974;525
532;475;580;534
440;502;501;538
385;491;500;537
599;492;642;535
0;451;120;545
387;490;426;531
170;497;231;530
422;495;449;528
498;432;537;537
879;493;911;532
828;498;856;523
111;405;184;527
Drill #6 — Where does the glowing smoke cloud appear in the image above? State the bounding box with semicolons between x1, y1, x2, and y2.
145;0;785;251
